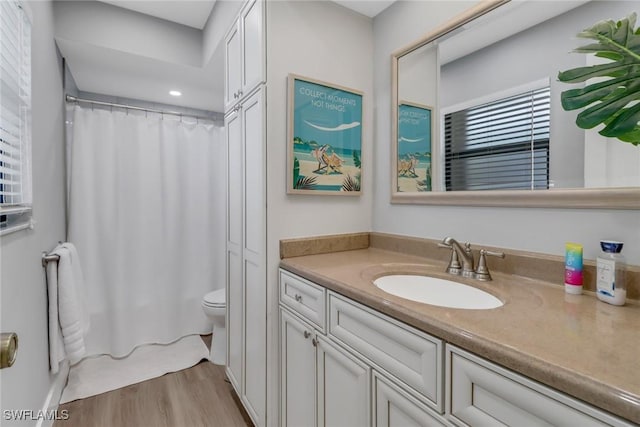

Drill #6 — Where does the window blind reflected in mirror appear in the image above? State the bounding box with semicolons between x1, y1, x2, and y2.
444;87;550;191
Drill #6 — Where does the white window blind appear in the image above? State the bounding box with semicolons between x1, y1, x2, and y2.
444;87;550;191
1;1;32;234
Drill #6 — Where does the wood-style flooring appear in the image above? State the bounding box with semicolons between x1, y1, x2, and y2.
55;336;253;427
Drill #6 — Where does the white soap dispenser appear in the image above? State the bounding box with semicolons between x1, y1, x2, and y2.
596;240;626;306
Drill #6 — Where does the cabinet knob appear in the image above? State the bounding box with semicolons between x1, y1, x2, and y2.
303;331;311;339
294;294;303;302
311;338;318;347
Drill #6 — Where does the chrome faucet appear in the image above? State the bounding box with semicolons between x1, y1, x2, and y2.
440;237;475;278
438;237;505;281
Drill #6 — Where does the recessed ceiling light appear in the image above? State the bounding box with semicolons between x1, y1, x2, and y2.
169;90;182;97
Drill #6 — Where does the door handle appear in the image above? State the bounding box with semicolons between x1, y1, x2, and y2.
0;332;18;369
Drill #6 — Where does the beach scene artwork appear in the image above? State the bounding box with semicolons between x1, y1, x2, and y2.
397;102;432;192
289;75;362;194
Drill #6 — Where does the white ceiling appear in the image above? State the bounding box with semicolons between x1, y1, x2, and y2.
332;0;395;18
101;0;395;24
58;1;395;113
98;0;218;29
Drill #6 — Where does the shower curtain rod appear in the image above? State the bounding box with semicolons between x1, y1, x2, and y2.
65;95;216;122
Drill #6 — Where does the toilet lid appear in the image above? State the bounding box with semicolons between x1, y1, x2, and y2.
203;288;225;307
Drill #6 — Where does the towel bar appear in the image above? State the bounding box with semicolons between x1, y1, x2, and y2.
42;241;64;267
41;253;60;268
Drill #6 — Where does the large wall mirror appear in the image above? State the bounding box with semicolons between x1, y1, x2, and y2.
391;0;640;208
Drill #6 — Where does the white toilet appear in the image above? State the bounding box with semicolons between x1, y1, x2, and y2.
201;288;226;365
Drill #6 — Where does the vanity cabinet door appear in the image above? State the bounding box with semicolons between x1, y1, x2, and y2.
317;336;370;427
280;305;370;427
281;309;317;427
374;372;449;427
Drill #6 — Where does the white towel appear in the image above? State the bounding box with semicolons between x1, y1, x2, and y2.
47;242;90;373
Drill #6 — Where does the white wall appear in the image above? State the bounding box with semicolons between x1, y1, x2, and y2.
266;0;374;242
202;0;244;66
265;1;374;424
398;42;438;107
52;1;222;112
0;0;67;422
373;1;640;263
53;1;202;67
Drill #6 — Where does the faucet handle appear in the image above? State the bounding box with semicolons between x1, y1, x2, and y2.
438;242;461;275
464;242;474;266
474;249;505;281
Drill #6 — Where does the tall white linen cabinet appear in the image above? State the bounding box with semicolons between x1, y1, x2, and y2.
224;0;267;425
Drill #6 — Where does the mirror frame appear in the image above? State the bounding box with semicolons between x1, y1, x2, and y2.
390;0;640;209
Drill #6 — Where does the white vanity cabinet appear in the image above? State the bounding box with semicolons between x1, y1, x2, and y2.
280;309;317;427
279;269;446;427
224;0;265;112
280;269;326;330
328;293;444;412
279;271;370;427
279;269;634;427
316;335;371;426
374;372;450;427
446;345;632;427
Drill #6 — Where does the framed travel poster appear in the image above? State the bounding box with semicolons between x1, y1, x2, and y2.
287;74;363;195
396;102;432;192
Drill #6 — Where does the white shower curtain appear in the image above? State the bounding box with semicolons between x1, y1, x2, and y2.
68;105;225;357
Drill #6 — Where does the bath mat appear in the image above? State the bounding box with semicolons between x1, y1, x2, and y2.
60;335;209;403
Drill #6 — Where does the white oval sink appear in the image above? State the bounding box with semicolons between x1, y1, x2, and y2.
373;275;503;310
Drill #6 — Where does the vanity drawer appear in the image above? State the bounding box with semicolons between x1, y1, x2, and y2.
329;292;443;412
446;345;633;427
279;269;326;331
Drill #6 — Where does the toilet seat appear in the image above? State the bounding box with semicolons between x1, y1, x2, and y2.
203;288;225;308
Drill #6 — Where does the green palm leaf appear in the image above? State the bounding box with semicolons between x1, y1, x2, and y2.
294;175;318;190
558;12;640;146
342;174;361;192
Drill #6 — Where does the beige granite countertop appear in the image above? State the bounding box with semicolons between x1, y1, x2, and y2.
280;247;640;424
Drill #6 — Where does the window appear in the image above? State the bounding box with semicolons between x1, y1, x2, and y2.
1;1;32;234
444;86;550;191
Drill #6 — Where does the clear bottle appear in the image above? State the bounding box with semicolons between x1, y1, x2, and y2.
596;240;626;306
